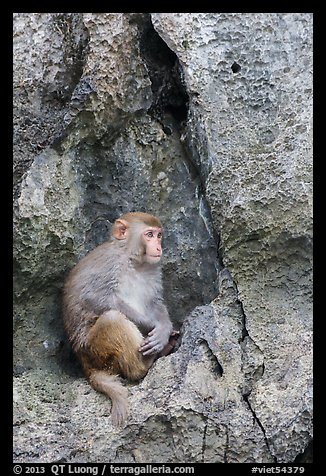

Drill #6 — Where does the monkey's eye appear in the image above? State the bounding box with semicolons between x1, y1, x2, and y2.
146;231;154;238
157;232;162;239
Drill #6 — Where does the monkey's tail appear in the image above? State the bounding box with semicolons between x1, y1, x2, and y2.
89;370;129;426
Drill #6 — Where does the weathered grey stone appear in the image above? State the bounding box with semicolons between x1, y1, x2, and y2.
13;13;89;197
152;12;313;462
60;13;153;149
13;13;312;463
13;273;273;463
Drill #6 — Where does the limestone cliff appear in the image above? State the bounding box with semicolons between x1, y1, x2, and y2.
13;13;313;463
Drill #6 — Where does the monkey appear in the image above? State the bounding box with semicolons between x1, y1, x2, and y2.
63;212;176;426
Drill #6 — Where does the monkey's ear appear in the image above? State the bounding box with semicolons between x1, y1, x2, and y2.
112;219;129;240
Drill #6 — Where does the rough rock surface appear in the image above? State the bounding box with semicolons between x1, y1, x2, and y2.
13;272;272;463
13;13;313;463
152;13;313;462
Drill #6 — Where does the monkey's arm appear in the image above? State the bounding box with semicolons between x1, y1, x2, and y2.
111;295;156;335
139;301;173;356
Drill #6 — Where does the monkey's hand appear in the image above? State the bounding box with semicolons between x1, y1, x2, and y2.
139;325;171;356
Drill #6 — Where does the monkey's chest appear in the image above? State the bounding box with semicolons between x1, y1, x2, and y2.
118;274;150;315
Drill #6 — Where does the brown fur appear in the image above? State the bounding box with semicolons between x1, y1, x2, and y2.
77;311;155;426
119;212;162;229
84;311;154;380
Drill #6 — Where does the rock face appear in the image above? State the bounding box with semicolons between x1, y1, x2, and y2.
13;13;313;463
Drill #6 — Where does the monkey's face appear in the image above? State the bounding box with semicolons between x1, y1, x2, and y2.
141;227;163;264
112;214;163;266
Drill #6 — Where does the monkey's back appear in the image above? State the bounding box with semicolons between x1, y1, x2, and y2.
63;240;121;351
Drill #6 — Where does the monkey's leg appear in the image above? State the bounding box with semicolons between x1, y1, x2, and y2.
87;310;155;381
78;310;154;426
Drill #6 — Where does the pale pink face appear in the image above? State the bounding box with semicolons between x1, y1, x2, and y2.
142;227;163;264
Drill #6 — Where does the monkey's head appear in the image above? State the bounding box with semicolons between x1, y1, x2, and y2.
111;212;163;265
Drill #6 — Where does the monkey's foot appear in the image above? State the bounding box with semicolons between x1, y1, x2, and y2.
157;330;181;358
